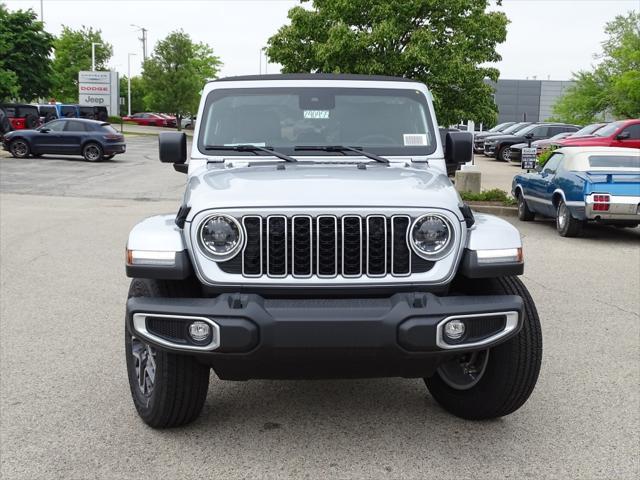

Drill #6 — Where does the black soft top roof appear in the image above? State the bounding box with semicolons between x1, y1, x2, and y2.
210;73;420;84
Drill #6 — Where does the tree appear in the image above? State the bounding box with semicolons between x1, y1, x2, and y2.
265;0;508;126
0;4;54;101
51;26;113;103
119;76;147;116
142;30;221;129
552;12;640;123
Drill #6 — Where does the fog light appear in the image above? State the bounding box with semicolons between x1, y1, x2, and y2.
444;319;465;340
188;321;211;342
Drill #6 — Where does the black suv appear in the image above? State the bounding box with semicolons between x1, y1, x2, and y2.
483;123;580;161
472;121;516;153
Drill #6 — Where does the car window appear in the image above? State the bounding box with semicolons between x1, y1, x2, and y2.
542;153;564;174
532;126;550;137
64;120;87;132
589;155;640;169
620;124;640;140
595;121;623;137
45;120;66;132
60;106;76;116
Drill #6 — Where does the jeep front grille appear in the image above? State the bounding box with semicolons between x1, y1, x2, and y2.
220;215;434;278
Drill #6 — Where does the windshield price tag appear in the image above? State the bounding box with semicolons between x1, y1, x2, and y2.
521;147;537;170
304;110;330;119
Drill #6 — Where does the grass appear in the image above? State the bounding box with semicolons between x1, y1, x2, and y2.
459;188;517;207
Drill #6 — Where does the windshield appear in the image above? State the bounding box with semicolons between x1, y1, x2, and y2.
489;122;512;132
501;123;529;135
573;123;604;136
515;124;538;136
197;87;437;156
594;121;623;137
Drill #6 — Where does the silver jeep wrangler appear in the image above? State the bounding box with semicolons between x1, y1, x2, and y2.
125;74;542;428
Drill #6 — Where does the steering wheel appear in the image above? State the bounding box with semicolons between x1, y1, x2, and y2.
354;134;396;146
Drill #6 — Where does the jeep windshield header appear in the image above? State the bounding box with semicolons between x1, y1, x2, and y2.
197;87;437;157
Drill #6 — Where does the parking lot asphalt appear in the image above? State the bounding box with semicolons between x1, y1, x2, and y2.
1;137;639;479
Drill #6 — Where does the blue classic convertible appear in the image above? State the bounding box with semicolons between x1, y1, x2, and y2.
512;147;640;236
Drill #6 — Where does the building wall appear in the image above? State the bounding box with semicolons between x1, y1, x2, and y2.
486;79;574;124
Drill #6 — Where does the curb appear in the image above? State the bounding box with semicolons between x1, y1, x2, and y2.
467;203;518;217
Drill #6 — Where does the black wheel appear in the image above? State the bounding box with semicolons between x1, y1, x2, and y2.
9;139;30;158
517;192;535;221
556;200;582;237
497;145;511;162
82;142;103;162
425;276;543;420
126;278;210;429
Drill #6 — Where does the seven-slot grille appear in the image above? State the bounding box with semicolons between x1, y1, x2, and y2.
225;215;434;278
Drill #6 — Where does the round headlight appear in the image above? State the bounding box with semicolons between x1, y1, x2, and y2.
198;214;243;260
410;214;453;259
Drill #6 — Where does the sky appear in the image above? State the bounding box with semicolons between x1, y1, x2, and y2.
4;0;639;81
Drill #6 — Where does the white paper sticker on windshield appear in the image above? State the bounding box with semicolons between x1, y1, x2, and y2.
403;134;428;146
304;110;330;119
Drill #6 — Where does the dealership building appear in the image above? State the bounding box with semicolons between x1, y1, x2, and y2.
487;79;574;124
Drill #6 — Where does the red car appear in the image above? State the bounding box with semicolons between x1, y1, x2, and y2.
559;119;640;149
122;112;171;127
1;104;41;130
157;113;177;128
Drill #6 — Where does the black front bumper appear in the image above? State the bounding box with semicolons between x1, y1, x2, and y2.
127;292;523;380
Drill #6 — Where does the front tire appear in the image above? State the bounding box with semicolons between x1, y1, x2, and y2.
9;139;30;158
497;145;510;162
556;200;582;237
425;276;543;420
126;278;210;428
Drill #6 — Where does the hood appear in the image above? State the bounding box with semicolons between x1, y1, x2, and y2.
184;163;461;212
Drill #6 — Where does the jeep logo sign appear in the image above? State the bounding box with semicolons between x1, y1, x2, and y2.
78;70;119;115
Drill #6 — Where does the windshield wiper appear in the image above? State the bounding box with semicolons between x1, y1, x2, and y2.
293;145;389;164
204;144;297;163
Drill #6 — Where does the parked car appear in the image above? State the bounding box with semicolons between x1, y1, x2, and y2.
569;122;608;138
484;123;580;161
472;122;516;153
0;104;41;130
181;115;196;129
157;113;177;128
123;73;542;428
1;118;125;162
79;106;109;122
558;119;640;149
507;132;577;162
512;146;639;236
122;112;171;127
475;122;531;154
36;104;60;123
0;105;12;138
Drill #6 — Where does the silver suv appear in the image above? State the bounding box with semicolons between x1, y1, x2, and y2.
124;74;542;428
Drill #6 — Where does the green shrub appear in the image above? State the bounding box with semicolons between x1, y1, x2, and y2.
537;145;558;167
459;188;517;206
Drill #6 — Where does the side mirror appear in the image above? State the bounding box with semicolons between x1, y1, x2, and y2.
445;131;473;168
39;128;50;133
535;164;543;172
159;132;187;164
616;131;630;140
524;133;534;140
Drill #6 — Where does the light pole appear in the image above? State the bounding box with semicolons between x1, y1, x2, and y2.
40;0;43;21
127;53;137;117
91;43;103;71
131;24;148;60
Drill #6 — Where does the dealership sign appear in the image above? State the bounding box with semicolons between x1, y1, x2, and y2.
78;71;119;114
